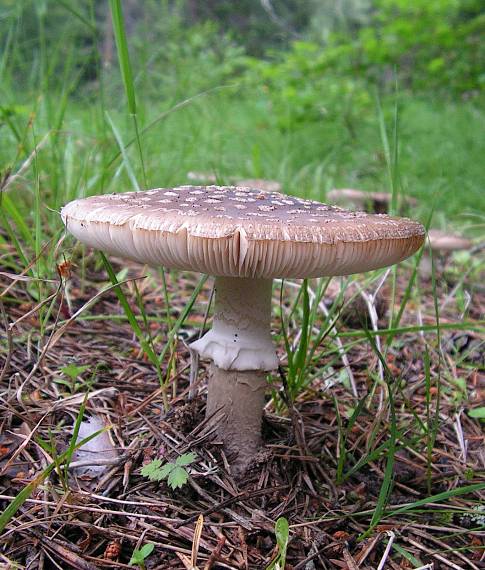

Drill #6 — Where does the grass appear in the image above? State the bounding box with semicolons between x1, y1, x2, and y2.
2;78;485;224
0;1;484;568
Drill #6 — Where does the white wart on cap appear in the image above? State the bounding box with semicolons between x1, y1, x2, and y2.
61;186;425;279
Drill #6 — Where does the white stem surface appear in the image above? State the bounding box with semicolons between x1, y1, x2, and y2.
190;276;278;371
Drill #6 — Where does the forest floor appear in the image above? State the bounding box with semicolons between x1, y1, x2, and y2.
0;244;483;569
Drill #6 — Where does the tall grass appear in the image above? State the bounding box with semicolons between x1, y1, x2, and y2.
1;2;484;216
108;0;147;188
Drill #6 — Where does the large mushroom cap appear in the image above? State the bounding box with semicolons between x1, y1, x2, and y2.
61;186;425;278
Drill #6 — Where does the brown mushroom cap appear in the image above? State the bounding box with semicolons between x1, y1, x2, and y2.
427;229;472;253
236;179;281;193
187;171;218;184
61;186;425;278
327;188;418;211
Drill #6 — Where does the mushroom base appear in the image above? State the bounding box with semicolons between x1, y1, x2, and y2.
206;363;267;473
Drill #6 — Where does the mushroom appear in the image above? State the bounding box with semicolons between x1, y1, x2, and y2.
187;171;219;184
236;179;281;193
327;188;417;214
421;229;473;278
427;229;472;253
187;173;282;194
61;185;425;472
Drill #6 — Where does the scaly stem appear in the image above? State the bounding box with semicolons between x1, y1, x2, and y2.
206;363;267;473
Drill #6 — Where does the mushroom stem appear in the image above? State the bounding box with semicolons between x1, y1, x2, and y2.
206;363;267;472
190;276;278;472
190;277;278;371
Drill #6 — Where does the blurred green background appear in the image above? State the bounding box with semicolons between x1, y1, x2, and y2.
1;0;484;229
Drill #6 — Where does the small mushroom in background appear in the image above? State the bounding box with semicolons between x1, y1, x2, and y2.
427;229;473;253
61;185;425;473
187;171;219;184
236;179;282;193
327;188;418;214
187;172;282;194
421;229;473;278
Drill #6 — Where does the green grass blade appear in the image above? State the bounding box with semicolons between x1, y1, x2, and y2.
388;482;485;517
336;394;369;484
108;0;136;115
0;193;35;248
391;544;422;566
158;274;209;365
279;280;293;372
424;345;433;494
377;90;399;332
294;279;310;383
334;395;344;484
391;210;433;331
63;391;89;480
428;250;443;489
343;435;412;481
0;209;30;268
0;105;22;143
108;0;147;187
338;320;485;339
100;252;162;378
57;0;97;33
105;111;140;191
360;330;398;539
31;123;43;274
365;394;396;536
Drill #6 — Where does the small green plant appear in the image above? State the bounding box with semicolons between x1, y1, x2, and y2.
56;363;89;391
141;452;197;490
129;543;154;569
61;363;89;377
448;376;468;406
56;364;100;394
266;517;289;570
468;407;485;420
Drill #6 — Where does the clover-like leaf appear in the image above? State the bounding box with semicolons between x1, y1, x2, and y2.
167;466;189;489
141;455;193;489
468;407;485;419
158;462;175;480
175;452;197;467
129;543;154;566
140;459;162;480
